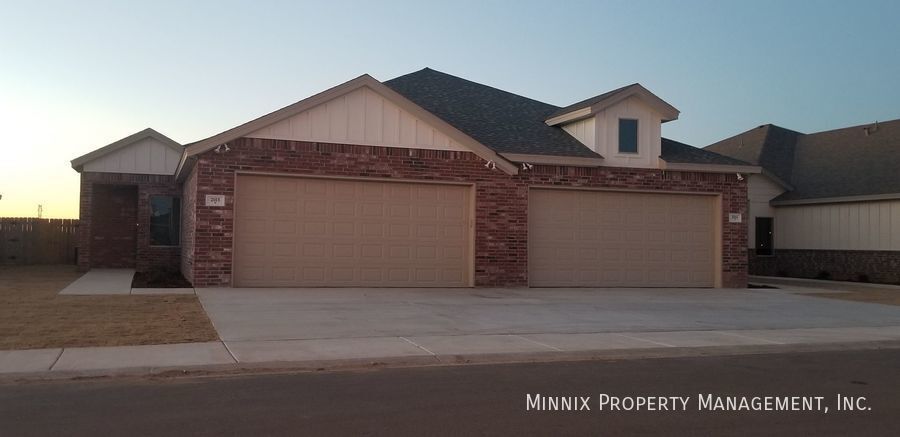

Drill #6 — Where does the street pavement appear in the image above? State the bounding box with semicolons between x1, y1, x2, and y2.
1;347;898;436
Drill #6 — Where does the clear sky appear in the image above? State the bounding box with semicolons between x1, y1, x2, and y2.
1;0;898;218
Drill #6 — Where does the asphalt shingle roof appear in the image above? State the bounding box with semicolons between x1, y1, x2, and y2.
660;138;750;165
705;120;900;200
545;83;638;120
385;68;741;166
705;124;800;183
385;68;599;158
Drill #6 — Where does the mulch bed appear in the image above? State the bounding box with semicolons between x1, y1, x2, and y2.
131;270;193;288
747;284;778;289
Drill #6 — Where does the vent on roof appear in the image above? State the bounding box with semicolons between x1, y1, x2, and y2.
863;121;879;136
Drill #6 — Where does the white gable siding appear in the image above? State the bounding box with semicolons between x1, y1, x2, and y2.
774;200;900;251
82;137;181;175
246;86;467;151
747;175;786;248
562;117;595;148
595;97;662;168
560;96;663;169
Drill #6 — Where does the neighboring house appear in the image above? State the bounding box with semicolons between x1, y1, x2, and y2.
71;68;757;289
706;120;900;284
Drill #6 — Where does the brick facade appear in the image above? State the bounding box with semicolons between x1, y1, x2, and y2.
747;249;778;277
78;172;182;273
185;137;748;288
749;249;900;284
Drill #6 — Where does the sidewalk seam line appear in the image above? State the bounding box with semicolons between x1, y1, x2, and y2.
399;337;436;356
614;333;675;348
717;331;784;345
48;348;65;371
220;340;239;364
512;335;563;352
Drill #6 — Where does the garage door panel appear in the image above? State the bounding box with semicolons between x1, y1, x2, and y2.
235;175;471;287
529;189;715;287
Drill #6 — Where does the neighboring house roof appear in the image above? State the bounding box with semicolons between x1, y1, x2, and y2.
384;68;601;159
71;128;182;172
176;67;747;178
545;83;680;124
705;124;801;184
706;119;900;202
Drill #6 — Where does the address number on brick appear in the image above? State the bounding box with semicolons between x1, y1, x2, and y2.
728;213;742;223
205;195;226;207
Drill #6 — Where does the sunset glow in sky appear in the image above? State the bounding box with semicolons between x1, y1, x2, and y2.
1;0;898;218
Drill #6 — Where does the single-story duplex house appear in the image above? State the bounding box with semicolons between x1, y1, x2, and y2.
71;68;758;288
706;120;900;284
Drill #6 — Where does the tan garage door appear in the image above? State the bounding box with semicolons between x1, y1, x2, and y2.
529;189;717;287
234;175;472;287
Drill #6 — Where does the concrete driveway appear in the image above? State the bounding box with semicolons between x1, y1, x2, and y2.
198;287;900;342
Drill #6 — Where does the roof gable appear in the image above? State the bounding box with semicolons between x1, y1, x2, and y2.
178;74;518;177
546;83;680;125
71;128;182;174
245;85;470;153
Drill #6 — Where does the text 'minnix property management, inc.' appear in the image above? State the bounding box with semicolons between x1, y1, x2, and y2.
525;393;871;414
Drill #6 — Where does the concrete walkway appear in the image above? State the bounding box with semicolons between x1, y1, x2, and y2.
3;326;900;377
59;269;136;295
58;269;194;295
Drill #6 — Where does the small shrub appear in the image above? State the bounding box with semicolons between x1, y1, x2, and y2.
814;270;831;280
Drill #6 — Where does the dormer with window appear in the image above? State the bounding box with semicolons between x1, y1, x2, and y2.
546;84;679;169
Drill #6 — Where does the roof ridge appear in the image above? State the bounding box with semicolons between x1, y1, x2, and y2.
803;117;900;137
386;67;561;109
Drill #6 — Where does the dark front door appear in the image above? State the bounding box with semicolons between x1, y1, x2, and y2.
755;217;773;256
90;184;138;268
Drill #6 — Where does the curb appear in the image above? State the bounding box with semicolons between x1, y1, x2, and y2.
4;339;900;384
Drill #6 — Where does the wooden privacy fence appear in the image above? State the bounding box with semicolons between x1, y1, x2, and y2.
0;218;79;265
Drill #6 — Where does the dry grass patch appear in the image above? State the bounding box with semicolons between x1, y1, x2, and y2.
0;265;218;350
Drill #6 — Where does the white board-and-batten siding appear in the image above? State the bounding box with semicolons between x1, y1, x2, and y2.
562;117;595;150
559;96;663;169
775;199;900;251
82;137;182;175
747;175;786;248
245;86;467;152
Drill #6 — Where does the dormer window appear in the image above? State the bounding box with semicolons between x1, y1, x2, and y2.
619;119;638;154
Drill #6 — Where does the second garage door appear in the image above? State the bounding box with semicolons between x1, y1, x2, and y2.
234;175;472;287
529;189;717;287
